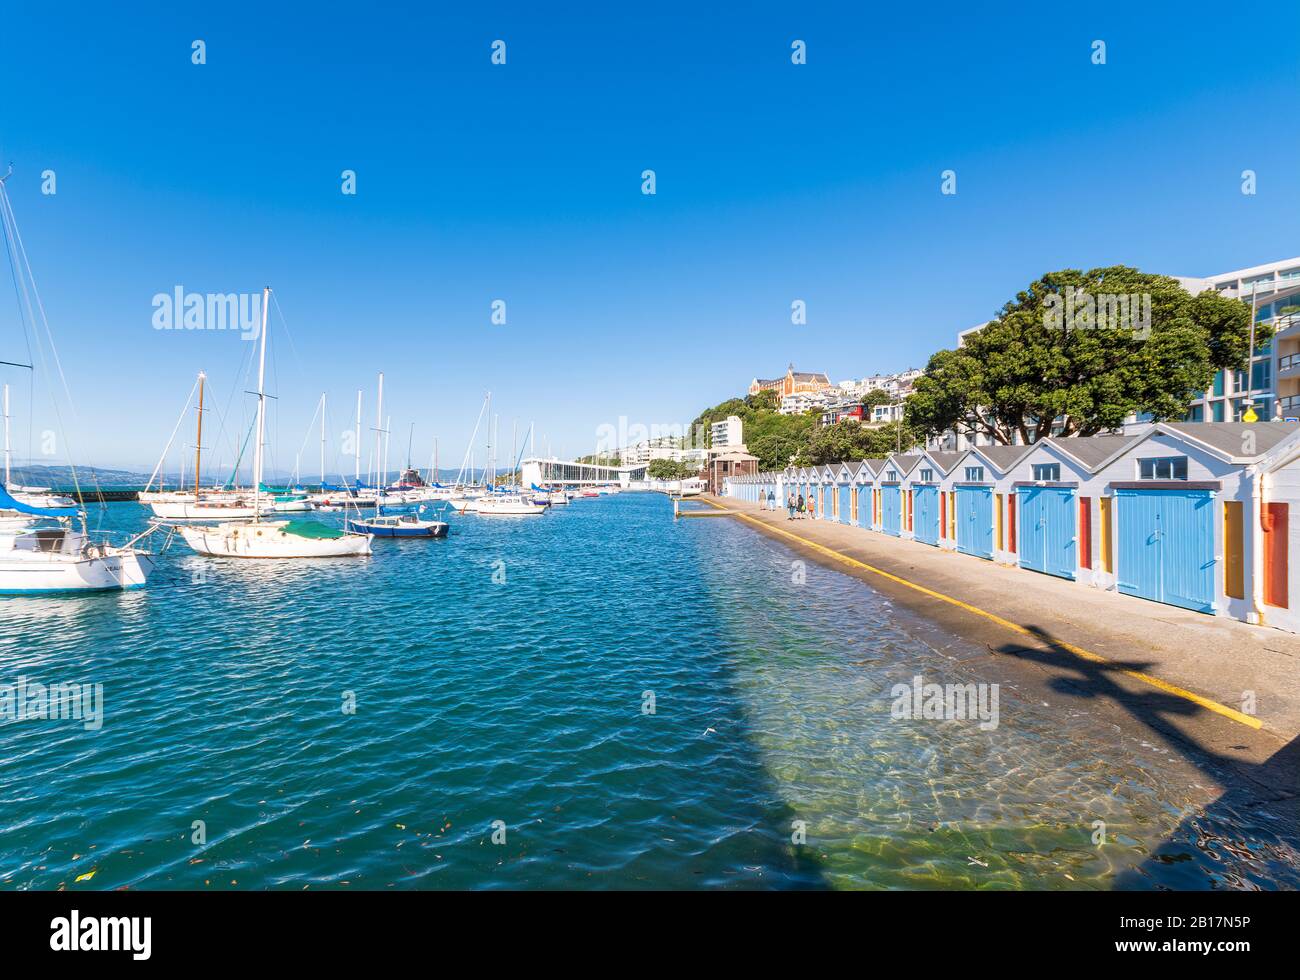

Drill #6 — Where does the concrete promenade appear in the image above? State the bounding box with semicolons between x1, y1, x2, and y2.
699;495;1300;754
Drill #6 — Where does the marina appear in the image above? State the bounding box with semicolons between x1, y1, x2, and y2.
3;492;1297;890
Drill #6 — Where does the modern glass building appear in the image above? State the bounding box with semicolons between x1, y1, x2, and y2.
1178;257;1300;423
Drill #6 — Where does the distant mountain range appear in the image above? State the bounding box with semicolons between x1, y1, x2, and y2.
7;464;497;488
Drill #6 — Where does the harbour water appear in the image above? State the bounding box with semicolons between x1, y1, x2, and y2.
1;494;1297;889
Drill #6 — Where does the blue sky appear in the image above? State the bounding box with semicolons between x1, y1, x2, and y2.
0;1;1297;474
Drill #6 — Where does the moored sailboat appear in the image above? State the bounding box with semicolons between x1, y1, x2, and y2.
174;288;372;559
0;170;155;593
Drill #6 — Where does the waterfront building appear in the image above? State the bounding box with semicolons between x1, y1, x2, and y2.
906;451;966;548
1260;428;1300;631
1001;437;1138;587
948;444;1033;561
832;462;855;524
706;448;758;495
877;454;920;537
857;458;888;531
709;415;744;449
728;422;1300;630
1176;257;1300;424
1088;422;1296;620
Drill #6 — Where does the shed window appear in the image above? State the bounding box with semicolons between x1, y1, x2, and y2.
920;468;934;482
886;469;898;481
1032;463;1060;482
1138;456;1188;480
964;466;984;482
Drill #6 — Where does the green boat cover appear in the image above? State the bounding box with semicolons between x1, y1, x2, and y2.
283;520;345;540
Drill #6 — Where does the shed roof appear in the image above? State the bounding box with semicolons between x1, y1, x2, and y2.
1156;421;1299;460
968;444;1034;471
1045;435;1141;469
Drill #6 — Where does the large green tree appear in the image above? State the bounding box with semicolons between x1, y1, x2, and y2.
905;267;1263;444
646;458;699;480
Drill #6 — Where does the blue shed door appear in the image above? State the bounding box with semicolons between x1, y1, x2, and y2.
1116;489;1215;613
881;487;902;536
856;486;868;527
1017;486;1077;579
913;486;939;545
955;486;993;559
838;486;851;524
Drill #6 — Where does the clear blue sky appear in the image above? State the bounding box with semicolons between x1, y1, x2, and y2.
1;1;1296;474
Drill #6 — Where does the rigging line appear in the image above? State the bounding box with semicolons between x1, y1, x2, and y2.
146;374;201;491
0;185;84;509
0;189;37;486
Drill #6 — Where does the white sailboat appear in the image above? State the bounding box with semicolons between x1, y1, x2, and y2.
175;288;372;558
146;373;273;520
0;169;155;593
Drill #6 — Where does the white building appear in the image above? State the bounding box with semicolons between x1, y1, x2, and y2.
710;415;744;448
779;391;834;415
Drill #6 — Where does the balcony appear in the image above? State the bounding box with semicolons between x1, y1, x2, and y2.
1280;352;1300;381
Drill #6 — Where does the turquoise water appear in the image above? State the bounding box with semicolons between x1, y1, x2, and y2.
1;493;1297;890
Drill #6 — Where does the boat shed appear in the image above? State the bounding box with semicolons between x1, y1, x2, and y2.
1003;436;1138;585
907;450;967;548
1090;421;1297;617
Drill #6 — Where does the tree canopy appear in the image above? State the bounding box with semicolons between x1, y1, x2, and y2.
646;458;699;480
905;266;1263;444
794;420;919;465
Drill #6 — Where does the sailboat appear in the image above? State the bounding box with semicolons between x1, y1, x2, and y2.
174;288;372;558
467;414;545;516
2;382;76;510
145;372;274;519
0;169;155;592
346;374;448;538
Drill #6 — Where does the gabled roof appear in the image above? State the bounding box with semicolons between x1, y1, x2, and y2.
851;459;877;481
859;457;889;476
1078;420;1300;474
888;453;923;476
965;443;1034;473
819;465;837;481
1043;435;1141;471
1156;421;1299;462
919;450;967;476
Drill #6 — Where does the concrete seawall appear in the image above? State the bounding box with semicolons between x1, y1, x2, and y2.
699;494;1300;753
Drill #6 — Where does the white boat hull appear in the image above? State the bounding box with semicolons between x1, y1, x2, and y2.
177;521;372;558
0;546;153;593
473;497;547;516
150;500;274;520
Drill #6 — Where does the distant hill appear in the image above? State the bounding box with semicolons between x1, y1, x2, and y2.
8;464;154;488
8;464;494;489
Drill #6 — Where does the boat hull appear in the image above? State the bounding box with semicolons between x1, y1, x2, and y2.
346;520;449;538
177;522;372;557
0;549;154;593
150;500;274;520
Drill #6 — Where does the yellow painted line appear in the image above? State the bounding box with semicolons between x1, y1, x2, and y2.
704;498;1262;730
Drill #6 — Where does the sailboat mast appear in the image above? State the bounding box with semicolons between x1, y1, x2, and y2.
194;371;206;497
3;382;10;489
252;287;271;522
374;373;384;492
384;415;391;488
354;389;362;486
319;392;326;486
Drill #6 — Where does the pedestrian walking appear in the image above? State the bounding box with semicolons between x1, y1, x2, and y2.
786;491;795;520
